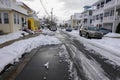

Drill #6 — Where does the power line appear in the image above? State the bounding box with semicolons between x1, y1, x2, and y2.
39;0;50;18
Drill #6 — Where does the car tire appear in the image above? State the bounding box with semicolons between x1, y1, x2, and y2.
86;33;90;39
79;31;82;36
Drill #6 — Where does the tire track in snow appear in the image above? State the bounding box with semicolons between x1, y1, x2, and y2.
57;31;111;80
60;31;120;80
66;44;110;80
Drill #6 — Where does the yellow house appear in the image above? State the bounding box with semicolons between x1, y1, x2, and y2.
18;2;40;31
28;17;40;31
28;18;36;31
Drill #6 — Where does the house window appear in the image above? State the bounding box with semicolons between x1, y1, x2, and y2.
90;19;92;24
100;14;103;20
93;16;96;21
96;15;99;20
106;0;111;3
14;14;16;24
101;2;104;8
97;4;100;9
25;18;26;25
89;11;92;16
3;13;9;24
0;13;2;24
104;12;109;17
17;14;19;24
110;10;114;16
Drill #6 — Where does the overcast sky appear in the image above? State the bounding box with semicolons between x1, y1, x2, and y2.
17;0;98;22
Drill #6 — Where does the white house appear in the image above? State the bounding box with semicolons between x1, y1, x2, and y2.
64;20;71;27
70;13;81;29
92;0;120;32
80;6;93;27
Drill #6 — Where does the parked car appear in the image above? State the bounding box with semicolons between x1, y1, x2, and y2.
79;26;103;39
50;26;57;31
99;28;112;35
72;27;78;30
66;27;72;32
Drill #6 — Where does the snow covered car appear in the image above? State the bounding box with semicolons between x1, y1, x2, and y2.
79;26;103;39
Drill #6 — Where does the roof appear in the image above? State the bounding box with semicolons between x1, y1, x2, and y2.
17;2;33;12
92;0;105;6
84;6;91;9
81;9;94;14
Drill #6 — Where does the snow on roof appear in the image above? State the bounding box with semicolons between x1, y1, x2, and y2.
92;0;105;6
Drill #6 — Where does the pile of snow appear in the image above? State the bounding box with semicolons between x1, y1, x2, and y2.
42;29;55;36
0;31;28;44
0;34;61;73
92;37;120;50
62;30;79;37
104;33;120;38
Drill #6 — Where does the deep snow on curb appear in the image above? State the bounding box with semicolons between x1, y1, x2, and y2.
0;31;28;44
63;30;120;66
0;34;61;73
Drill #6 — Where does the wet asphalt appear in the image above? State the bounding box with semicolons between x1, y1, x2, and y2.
7;30;120;80
15;45;69;80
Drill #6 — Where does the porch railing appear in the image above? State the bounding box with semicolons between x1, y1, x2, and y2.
103;16;114;22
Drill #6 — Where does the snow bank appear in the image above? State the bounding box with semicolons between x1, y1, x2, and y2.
42;29;55;36
0;35;61;72
0;31;28;44
104;33;120;38
92;37;120;51
64;30;79;37
63;30;120;66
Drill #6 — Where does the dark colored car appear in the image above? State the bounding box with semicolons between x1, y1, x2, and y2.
99;28;112;35
50;26;57;31
66;27;72;32
79;26;103;39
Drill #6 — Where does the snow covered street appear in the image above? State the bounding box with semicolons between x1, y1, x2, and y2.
63;30;120;66
61;29;120;79
1;29;120;80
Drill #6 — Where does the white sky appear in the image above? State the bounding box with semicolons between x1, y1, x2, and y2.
17;0;98;22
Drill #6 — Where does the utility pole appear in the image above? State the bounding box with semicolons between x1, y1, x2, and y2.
51;8;53;27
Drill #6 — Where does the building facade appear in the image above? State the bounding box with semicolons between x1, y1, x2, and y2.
80;9;93;27
70;13;81;29
0;0;39;33
92;0;120;32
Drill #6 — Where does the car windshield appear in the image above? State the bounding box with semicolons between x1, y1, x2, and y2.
88;27;99;31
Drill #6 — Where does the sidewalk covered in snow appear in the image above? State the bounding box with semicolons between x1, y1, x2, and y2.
63;30;120;66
